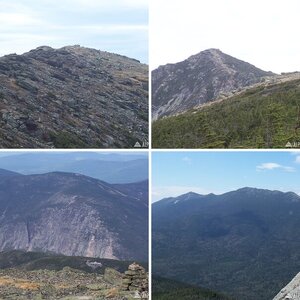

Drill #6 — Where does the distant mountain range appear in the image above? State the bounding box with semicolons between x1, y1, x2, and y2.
0;170;148;261
0;152;148;183
0;168;20;177
152;48;273;120
0;45;148;148
153;188;300;299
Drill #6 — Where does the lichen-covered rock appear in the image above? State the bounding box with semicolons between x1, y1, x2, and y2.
104;268;122;286
0;266;144;300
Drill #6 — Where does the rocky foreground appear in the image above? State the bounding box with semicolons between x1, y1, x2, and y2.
0;45;148;148
273;272;300;300
0;262;148;300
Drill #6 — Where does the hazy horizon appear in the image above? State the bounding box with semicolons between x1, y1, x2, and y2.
0;151;148;184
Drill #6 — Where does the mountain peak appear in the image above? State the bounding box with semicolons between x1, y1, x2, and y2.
199;48;223;55
180;191;201;197
172;191;202;203
187;48;223;62
235;186;263;193
206;48;222;52
34;45;54;52
234;187;300;199
152;49;273;119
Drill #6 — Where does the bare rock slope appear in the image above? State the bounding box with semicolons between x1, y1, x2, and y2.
152;48;273;119
0;45;148;148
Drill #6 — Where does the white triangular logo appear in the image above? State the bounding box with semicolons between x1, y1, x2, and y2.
285;142;292;148
134;142;142;148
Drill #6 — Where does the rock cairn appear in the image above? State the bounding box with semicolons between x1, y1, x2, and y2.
122;262;148;299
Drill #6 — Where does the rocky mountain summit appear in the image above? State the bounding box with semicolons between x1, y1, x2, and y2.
152;48;273;119
273;272;300;300
0;171;148;261
0;45;148;148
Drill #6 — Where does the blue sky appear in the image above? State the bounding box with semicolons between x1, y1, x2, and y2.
0;0;148;63
152;151;300;202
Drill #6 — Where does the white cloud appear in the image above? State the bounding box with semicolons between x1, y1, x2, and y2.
256;163;295;172
51;0;148;11
257;163;281;170
69;24;148;33
0;13;40;27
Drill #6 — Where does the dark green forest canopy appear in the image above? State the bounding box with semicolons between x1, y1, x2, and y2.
152;276;233;300
152;79;300;148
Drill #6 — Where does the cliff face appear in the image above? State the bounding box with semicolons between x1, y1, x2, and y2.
0;172;148;261
152;48;273;119
0;45;148;148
